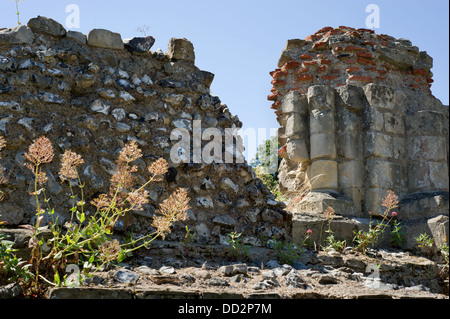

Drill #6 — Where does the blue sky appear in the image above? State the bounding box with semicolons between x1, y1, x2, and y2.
1;0;448;160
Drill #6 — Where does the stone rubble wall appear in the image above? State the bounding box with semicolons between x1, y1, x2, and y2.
268;26;449;249
0;16;290;246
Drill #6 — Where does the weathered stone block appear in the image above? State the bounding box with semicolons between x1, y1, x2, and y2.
124;36;155;54
277;127;287;145
286;139;309;164
168;38;195;63
336;85;367;111
429;162;449;191
309;160;338;190
366;159;405;189
292;212;359;246
364;106;384;131
365;188;390;215
310;133;336;160
399;193;449;220
338;132;363;160
337;107;361;133
384;111;405;135
400;215;449;251
87;29;124;49
307;85;335;110
407;136;447;162
27;16;66;37
427;215;449;249
339;161;364;188
295;192;356;215
363;83;396;110
341;187;363;213
405;111;444;136
408;162;449;192
365;132;392;158
47;287;133;299
66;30;87;44
0;25;34;45
391;136;406;160
377;47;416;70
310;109;335;134
285;113;307;137
281;91;307;114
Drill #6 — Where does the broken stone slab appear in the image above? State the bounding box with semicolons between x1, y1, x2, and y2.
193;70;215;88
294;192;358;216
66;30;87;44
124;36;155;54
136;289;201;299
399;214;449;251
376;46;417;70
47;287;133;299
0;25;34;45
27;16;66;37
292;211;361;248
87;29;124;50
399;192;449;220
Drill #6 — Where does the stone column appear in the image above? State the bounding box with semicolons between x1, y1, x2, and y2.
406;109;449;193
282;91;309;164
336;85;365;213
363;84;406;215
306;85;338;192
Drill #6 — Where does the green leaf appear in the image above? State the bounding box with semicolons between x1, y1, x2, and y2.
54;271;61;286
76;211;85;223
117;250;127;263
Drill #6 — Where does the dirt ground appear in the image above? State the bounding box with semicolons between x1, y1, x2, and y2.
48;242;449;300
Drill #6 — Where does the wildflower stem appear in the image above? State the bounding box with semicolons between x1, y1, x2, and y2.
34;164;40;217
76;170;84;215
15;0;21;25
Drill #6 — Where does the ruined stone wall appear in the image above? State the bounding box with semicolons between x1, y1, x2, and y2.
0;16;290;246
269;26;449;248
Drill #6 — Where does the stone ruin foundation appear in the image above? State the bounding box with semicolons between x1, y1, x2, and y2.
269;26;449;250
0;16;290;249
0;17;448;256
